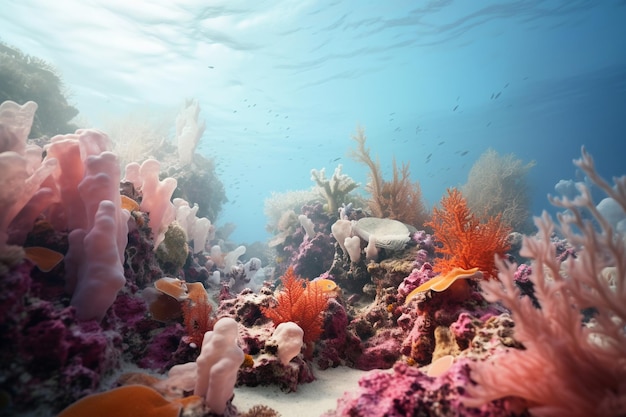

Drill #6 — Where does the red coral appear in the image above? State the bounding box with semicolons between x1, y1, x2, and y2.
262;267;329;346
181;283;215;347
425;188;511;279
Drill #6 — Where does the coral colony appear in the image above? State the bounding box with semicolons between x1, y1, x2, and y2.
1;97;625;417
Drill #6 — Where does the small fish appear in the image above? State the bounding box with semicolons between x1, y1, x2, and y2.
438;141;445;145
452;105;459;111
494;92;501;99
426;153;432;159
120;195;140;212
332;157;341;162
154;277;189;301
504;83;509;88
207;65;214;69
24;246;64;272
311;279;338;294
461;150;469;156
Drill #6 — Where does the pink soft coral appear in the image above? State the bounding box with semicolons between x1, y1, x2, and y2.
464;148;626;417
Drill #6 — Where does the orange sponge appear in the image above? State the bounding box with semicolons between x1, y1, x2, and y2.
57;385;182;417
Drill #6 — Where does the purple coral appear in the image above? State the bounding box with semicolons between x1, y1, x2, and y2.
323;359;520;417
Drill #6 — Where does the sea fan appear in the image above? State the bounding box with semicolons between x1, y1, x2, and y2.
426;188;511;279
262;267;329;346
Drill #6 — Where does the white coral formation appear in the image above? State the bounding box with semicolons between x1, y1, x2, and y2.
311;164;359;215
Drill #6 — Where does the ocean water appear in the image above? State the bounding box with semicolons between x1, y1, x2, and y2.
2;0;625;243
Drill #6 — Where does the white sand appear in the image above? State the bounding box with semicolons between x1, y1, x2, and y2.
233;366;368;416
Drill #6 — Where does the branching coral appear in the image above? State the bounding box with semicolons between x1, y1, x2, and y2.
349;126;429;228
310;164;359;215
462;148;535;232
464;148;626;417
426;188;511;279
261;266;330;348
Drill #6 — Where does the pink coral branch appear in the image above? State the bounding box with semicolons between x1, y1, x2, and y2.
465;148;626;417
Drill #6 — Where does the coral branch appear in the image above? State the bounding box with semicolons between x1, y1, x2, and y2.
349;126;428;227
465;148;626;417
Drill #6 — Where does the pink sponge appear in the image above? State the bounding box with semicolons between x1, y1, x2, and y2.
67;200;127;321
194;317;244;414
124;159;177;250
63;146;129;321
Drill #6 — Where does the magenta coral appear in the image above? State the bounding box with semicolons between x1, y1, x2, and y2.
465;148;626;417
324;359;516;417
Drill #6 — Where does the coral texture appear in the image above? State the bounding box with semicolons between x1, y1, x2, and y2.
426;188;511;279
465;148;626;417
323;360;516;417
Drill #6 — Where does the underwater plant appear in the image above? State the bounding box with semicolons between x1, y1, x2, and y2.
426;188;511;279
349;126;429;228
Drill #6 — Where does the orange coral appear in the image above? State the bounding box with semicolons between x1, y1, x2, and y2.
261;267;329;347
425;188;511;279
181;282;215;347
349;126;429;228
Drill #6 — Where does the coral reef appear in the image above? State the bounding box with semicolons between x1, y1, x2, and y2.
322;360;524;417
3;80;624;417
464;148;626;417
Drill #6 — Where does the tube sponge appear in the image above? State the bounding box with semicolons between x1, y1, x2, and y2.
67;200;127;321
194;317;244;415
137;159;177;250
269;321;304;365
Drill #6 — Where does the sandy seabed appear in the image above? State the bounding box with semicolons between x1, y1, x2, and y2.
233;366;368;416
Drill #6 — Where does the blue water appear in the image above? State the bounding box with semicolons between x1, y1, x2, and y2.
2;0;625;242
